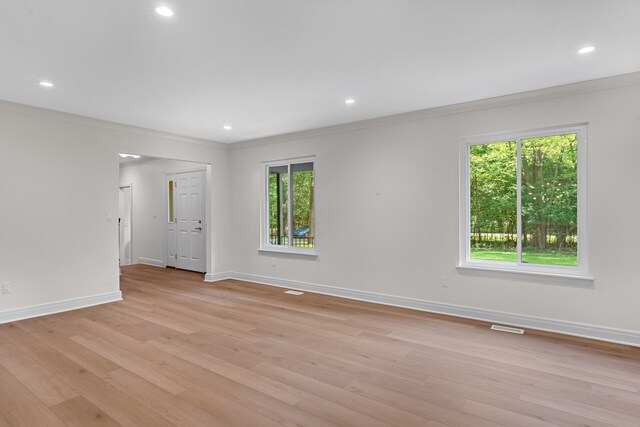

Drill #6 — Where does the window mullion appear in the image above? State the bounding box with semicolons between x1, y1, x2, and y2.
516;138;523;265
278;173;284;245
287;163;293;248
466;145;472;263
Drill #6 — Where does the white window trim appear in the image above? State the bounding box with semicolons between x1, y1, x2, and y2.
260;156;318;257
459;124;591;281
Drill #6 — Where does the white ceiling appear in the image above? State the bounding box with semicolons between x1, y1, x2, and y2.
1;1;639;143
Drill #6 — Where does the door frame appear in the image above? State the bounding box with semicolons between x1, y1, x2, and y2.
164;168;207;270
119;184;133;266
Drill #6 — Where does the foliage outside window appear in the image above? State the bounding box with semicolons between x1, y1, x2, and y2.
264;158;315;253
461;126;587;276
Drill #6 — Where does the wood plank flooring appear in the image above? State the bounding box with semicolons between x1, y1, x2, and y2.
1;264;640;426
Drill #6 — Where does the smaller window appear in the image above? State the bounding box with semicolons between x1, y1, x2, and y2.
262;158;316;254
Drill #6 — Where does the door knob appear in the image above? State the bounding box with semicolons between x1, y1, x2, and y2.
195;227;203;231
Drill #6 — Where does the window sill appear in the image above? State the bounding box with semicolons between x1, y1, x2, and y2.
456;264;594;286
259;247;318;257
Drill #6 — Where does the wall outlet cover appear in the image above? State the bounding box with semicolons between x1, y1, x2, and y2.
1;282;11;294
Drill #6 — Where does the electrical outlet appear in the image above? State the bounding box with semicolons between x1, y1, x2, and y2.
441;276;448;288
1;282;11;294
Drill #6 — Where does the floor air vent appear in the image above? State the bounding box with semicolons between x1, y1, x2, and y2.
284;290;304;295
491;325;525;334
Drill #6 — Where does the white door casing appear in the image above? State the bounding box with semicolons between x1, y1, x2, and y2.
119;186;132;266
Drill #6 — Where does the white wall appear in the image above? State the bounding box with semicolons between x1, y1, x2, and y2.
2;73;639;344
0;102;229;318
228;74;640;339
119;158;208;266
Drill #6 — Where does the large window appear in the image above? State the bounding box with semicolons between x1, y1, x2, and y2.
262;157;316;254
460;126;588;277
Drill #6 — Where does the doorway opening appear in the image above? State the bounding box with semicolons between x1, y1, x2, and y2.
118;154;211;275
118;185;133;266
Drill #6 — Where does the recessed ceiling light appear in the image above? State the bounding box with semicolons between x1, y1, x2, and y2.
38;81;54;88
223;125;232;130
155;6;174;17
345;98;355;104
578;45;596;55
119;153;141;159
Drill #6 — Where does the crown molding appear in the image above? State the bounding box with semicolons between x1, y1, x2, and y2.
230;71;640;150
0;99;227;149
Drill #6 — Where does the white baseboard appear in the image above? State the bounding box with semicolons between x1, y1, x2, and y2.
138;257;166;268
0;291;123;325
204;272;231;282
221;272;640;348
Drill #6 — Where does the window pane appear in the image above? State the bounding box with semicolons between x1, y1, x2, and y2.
521;134;578;266
469;142;517;262
168;181;175;222
291;162;314;248
268;166;288;246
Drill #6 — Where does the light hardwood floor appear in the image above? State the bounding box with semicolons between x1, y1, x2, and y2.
1;265;639;426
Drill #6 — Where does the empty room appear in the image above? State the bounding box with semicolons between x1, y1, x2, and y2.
1;1;640;426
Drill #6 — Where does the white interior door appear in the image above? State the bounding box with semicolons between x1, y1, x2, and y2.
119;186;132;265
174;170;205;272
